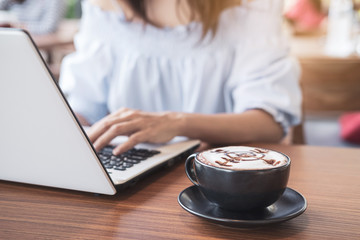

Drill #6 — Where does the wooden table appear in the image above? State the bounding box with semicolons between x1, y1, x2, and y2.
0;144;359;239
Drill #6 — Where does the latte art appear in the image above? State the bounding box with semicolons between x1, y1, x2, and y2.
198;146;288;170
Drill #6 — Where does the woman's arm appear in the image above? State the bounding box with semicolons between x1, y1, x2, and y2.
87;108;283;155
178;110;283;144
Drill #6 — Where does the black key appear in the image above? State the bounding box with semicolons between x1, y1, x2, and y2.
114;166;127;171
102;152;112;157
101;160;110;164
150;150;161;155
115;162;123;167
127;155;147;161
99;157;110;162
124;159;140;164
98;153;107;158
100;146;115;155
99;146;162;172
102;146;115;151
104;164;114;169
123;162;133;168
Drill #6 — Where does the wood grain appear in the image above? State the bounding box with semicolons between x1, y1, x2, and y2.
299;58;360;112
0;144;360;239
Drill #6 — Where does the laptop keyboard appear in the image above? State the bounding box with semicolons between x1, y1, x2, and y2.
98;146;161;171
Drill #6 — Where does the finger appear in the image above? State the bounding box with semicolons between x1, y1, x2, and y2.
87;118;112;143
93;121;140;152
110;107;130;117
112;131;148;155
88;112;141;143
110;108;139;119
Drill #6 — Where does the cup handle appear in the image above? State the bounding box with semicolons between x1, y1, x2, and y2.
185;153;199;186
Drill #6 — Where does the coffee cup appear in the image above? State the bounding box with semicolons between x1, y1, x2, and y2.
185;146;290;211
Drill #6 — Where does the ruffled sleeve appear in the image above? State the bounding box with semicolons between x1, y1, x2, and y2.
59;2;114;124
226;0;302;134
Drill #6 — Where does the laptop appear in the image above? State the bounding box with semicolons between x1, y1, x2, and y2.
0;29;200;195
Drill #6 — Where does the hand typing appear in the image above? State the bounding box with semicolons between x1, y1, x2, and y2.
87;108;182;155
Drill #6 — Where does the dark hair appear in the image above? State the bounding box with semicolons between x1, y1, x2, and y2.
124;0;242;38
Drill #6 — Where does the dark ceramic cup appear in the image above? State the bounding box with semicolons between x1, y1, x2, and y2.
185;146;291;212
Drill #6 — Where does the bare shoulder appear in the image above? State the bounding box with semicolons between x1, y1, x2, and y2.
88;0;117;11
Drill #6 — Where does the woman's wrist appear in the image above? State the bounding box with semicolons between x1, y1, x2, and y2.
166;111;187;137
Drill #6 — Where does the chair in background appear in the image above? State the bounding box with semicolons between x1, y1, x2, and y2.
292;121;305;144
297;57;360;147
300;57;360;112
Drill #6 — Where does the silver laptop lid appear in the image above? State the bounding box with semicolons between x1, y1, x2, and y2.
0;29;116;195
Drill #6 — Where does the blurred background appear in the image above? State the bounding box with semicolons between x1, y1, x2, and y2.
1;0;360;148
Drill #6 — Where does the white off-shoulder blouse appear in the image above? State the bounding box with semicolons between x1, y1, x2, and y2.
59;0;302;134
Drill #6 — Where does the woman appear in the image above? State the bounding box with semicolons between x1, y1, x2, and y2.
60;0;302;155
